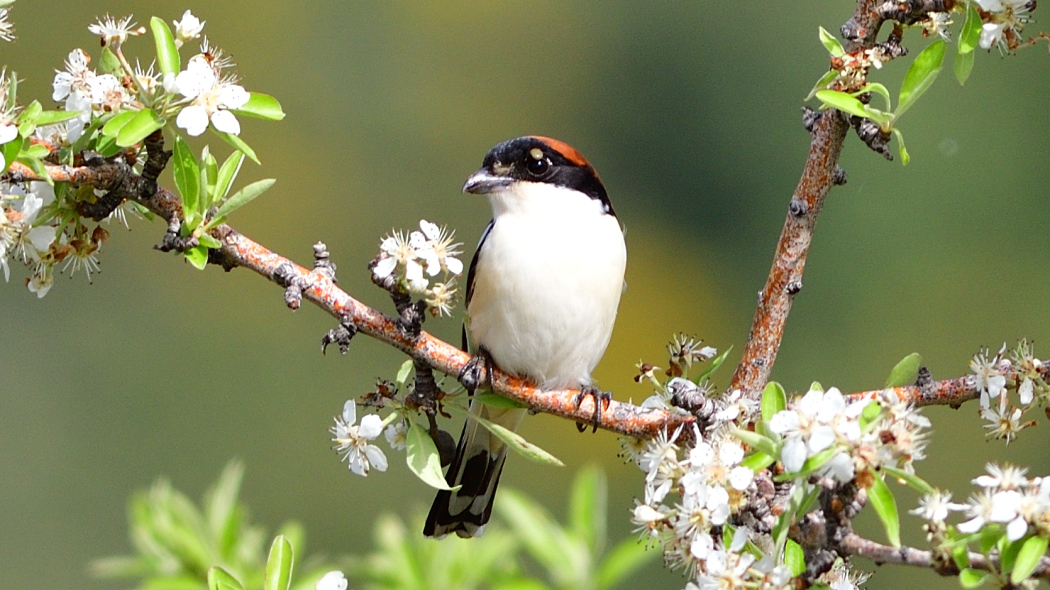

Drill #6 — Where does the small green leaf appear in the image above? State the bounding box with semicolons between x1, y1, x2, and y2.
101;110;138;137
405;421;459;491
815;90;890;125
95;134;121;158
761;381;787;422
395;359;414;387
892;128;910;166
869;475;901;547
886;352;923;387
805;69;839;101
150;17;181;77
896;40;946;120
740;451;775;472
860;82;893;111
185;245;209;270
1000;535;1024;575
216;131;260;164
695;345;732;384
730;428;779;459
99;47;124;76
955;48;975;86
215;150;245;201
172;136;201;222
1;136;20;173
35;109;83;126
198;233;222;249
881;466;935;494
959;568;990;588
21;144;49;159
207;567;244;590
17;100;42;137
447;404;564;466
785;539;806;576
201;146;218;213
264;535;294;590
233;92;286;121
472;392;527;409
819;26;845;57
212;178;276;220
1011;535;1049;584
953;543;972;570
959;3;982;55
116;109;164;147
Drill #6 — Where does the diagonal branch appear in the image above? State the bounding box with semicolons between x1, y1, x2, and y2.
839;532;1050;580
5;159;692;440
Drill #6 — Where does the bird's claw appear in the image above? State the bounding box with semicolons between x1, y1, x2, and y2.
459;352;490;393
574;385;611;433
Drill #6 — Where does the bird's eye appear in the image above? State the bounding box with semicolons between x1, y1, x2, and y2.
526;148;550;176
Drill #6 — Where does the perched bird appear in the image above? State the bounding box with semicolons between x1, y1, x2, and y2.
424;136;627;538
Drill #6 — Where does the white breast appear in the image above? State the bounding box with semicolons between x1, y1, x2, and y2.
467;181;627;390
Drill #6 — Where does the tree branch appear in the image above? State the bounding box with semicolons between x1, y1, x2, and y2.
4;159;692;440
839;532;1050;579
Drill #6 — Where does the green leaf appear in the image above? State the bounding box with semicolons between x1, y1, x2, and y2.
216;131;260;164
869;475;901;547
17;100;42;137
116;109;165;147
150;17;181;77
215;150;245;201
21;144;50;160
395;359;414;387
881;465;935;495
819;26;845;57
172;136;201;224
264;535;294;590
892;128;910;166
198;234;222;249
99;47;124;76
95;134;122;158
201;146;218;213
212;178;276;220
233;92;286;121
895;40;946;120
405;421;459;491
730;428;779;459
184;245;209;270
35;109;84;126
785;539;806;576
740;451;775;472
207;567;244;590
1000;535;1023;575
101;110;139;137
447;404;564;466
1011;535;1048;584
815;90;890;125
204;460;245;556
595;537;655;589
761;381;787;422
569;465;606;557
955;49;975;86
15;154;51;185
886;352;923;387
959;568;991;588
953;543;972;570
694;345;732;384
860;82;893;112
472;392;527;409
959;3;982;55
1;136;20;173
805;69;839;101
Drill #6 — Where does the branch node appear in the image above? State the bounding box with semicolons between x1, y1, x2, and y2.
667;377;715;420
321;312;357;355
786;280;803;295
312;241;337;281
853;117;893;160
832;166;848;186
789;197;809;217
154;216;198;253
273;262;304;310
801;106;823;133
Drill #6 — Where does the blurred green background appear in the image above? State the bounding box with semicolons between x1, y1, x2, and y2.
2;1;1049;588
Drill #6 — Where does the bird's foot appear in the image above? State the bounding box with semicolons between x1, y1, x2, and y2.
458;351;490;393
574;385;611;433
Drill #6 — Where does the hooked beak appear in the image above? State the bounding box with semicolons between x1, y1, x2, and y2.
462;169;512;195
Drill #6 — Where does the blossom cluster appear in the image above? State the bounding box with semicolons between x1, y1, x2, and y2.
372;219;464;317
971;341;1049;443
976;0;1035;51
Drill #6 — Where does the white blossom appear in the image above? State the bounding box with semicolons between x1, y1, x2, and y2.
330;400;388;476
315;571;347;590
173;10;205;47
174;54;249;136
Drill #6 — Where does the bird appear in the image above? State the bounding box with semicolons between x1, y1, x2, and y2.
423;136;627;538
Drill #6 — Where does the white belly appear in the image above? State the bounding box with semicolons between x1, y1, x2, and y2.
467;184;627;390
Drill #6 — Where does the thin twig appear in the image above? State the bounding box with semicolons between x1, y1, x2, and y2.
839;532;1050;579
